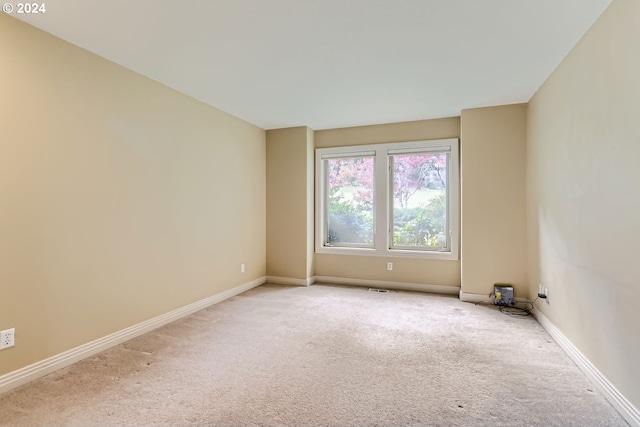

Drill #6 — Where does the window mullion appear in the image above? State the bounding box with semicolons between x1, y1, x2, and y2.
374;149;388;252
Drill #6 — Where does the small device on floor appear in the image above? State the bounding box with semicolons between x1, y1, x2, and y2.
494;284;515;306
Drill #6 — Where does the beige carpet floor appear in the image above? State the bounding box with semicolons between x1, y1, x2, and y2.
0;284;628;426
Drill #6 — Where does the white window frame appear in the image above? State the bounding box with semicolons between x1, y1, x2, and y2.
315;138;459;260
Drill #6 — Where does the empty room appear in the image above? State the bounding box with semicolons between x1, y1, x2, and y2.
0;0;638;425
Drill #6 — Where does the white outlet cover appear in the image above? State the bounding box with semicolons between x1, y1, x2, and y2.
0;328;15;349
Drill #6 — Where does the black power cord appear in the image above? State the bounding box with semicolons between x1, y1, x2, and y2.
498;300;533;317
475;295;541;317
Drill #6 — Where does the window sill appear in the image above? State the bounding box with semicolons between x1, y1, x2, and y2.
315;246;459;260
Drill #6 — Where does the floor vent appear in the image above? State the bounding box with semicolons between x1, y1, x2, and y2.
368;288;390;293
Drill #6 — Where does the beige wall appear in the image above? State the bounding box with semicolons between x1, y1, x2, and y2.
315;117;460;148
314;117;462;287
306;127;315;279
266;127;314;280
460;104;528;297
527;0;640;408
314;255;461;287
0;15;266;376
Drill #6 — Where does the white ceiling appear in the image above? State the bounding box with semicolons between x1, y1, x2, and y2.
15;0;611;130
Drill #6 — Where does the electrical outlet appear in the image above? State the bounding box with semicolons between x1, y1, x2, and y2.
387;262;393;271
240;264;245;273
544;288;549;303
0;328;15;349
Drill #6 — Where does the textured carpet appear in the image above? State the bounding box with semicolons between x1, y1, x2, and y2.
0;284;628;426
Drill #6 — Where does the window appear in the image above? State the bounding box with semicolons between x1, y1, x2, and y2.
316;139;459;259
325;155;375;247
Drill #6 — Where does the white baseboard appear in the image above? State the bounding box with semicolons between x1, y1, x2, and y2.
533;309;640;427
0;276;266;396
312;275;460;295
266;276;311;286
265;275;460;295
459;291;493;303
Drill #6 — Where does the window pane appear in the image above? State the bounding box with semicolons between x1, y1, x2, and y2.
391;152;448;249
326;156;374;246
